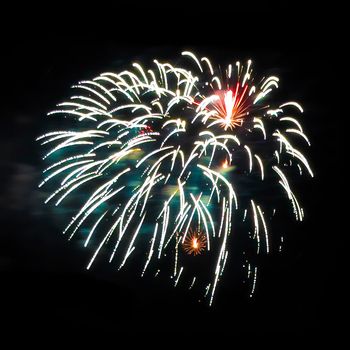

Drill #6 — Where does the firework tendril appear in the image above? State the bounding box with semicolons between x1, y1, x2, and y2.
38;51;313;305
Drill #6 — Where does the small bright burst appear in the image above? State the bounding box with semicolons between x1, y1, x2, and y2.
37;51;313;306
182;228;207;256
222;158;229;169
209;83;252;130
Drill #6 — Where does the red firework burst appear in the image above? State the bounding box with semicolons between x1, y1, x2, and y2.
210;83;252;130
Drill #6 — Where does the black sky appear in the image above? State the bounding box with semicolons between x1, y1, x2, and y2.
1;2;344;344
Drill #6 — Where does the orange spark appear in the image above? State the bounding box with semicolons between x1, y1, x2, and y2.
222;158;229;169
182;228;207;256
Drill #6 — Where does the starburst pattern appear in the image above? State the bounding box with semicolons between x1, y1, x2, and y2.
38;51;313;305
182;228;207;256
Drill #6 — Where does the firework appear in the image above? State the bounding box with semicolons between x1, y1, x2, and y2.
38;51;313;305
182;228;207;256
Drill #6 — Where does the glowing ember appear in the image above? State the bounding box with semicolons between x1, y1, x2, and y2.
222;158;229;169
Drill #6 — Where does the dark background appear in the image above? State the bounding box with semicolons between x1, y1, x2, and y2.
1;2;344;343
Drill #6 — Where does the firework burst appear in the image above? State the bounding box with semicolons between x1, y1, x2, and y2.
38;51;313;305
182;228;207;256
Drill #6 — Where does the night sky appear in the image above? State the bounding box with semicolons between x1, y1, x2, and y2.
1;2;343;343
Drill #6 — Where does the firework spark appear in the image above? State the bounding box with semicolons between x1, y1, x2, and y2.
38;51;313;305
182;228;207;256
